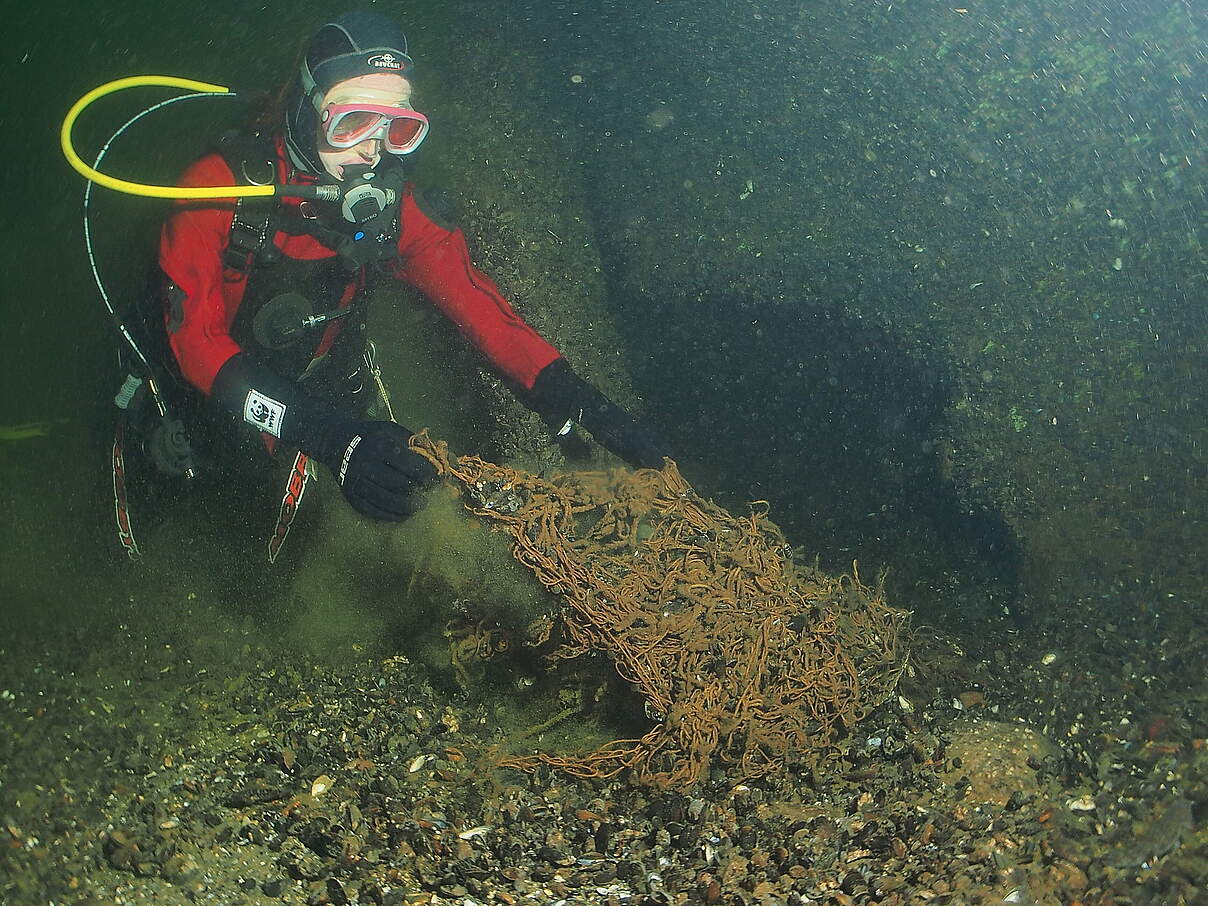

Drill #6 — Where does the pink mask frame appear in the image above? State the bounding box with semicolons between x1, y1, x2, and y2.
320;103;430;155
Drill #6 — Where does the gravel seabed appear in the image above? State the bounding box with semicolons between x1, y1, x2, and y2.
2;605;1204;906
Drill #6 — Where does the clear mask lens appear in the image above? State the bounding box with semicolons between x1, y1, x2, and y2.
324;106;428;154
329;110;384;146
386;116;425;151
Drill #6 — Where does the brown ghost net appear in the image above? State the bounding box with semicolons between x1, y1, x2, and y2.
411;433;909;789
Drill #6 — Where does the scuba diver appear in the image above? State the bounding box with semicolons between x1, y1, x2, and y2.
101;12;664;559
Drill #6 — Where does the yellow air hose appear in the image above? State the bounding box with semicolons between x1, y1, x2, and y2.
61;75;278;199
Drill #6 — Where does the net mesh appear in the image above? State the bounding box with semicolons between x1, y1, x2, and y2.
411;433;910;789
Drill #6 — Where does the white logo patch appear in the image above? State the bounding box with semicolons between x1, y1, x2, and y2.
367;52;404;71
243;390;287;437
339;435;362;485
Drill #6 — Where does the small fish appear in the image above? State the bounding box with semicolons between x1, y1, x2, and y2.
1107;797;1194;867
0;421;59;441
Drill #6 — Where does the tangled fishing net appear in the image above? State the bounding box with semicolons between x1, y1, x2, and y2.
411;433;909;789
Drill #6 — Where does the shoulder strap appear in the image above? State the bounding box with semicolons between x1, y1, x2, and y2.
214;132;282;273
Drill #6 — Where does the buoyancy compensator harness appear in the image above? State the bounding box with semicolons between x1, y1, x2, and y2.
214;131;404;386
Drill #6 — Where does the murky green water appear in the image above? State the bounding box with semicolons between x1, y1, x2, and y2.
2;1;1203;901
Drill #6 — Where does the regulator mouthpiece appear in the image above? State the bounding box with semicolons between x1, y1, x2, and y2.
339;165;396;224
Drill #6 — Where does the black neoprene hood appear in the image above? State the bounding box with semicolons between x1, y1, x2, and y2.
284;11;414;175
303;11;414;97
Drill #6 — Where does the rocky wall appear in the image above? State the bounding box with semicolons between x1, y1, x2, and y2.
420;0;1205;636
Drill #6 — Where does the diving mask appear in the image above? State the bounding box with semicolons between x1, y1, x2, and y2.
320;103;429;155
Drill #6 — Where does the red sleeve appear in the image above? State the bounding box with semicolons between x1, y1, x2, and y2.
158;154;243;395
391;190;561;390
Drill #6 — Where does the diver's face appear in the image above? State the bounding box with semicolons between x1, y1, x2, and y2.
316;73;413;180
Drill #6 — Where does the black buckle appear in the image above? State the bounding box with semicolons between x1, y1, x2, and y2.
223;206;273;273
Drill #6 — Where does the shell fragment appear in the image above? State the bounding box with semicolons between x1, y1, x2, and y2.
408;753;434;774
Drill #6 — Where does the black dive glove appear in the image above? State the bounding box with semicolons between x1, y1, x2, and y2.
306;417;436;521
525;358;667;469
212;354;436;521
